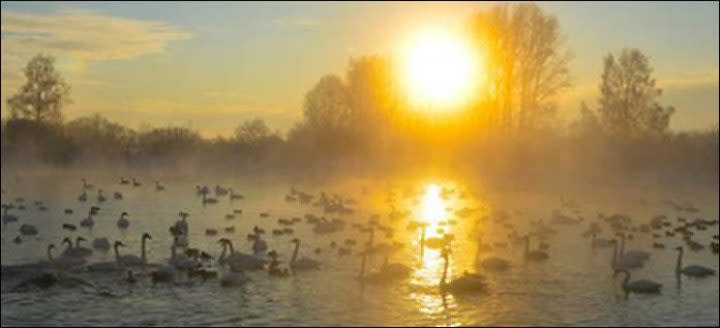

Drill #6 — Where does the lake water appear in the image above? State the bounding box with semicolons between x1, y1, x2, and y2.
1;172;718;326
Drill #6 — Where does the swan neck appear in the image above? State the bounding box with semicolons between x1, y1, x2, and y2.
676;249;683;273
611;242;617;268
219;243;227;262
360;252;366;278
141;237;147;264
440;253;449;286
292;241;300;264
47;246;53;261
114;244;121;261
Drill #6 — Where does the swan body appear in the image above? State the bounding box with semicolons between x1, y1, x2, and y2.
614;269;661;294
80;207;99;228
218;239;266;270
220;271;250;287
524;236;549;261
675;246;715;277
117;212;129;229
440;248;486;294
611;240;644;269
19;224;38;235
289;238;320;270
116;233;151;267
480;257;511;271
62;237;93;258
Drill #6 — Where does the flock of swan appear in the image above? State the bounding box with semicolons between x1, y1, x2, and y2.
1;177;718;302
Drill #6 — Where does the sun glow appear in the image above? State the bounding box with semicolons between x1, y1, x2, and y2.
401;28;481;110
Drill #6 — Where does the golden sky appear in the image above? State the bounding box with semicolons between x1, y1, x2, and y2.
1;2;718;136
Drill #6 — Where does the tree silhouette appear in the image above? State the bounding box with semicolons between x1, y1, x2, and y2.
7;54;71;124
598;48;674;138
471;3;571;133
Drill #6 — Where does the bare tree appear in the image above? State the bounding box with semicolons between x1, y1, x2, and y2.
7;54;71;124
234;118;274;146
598;48;674;138
471;3;571;133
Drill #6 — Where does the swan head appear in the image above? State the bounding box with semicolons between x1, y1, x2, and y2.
674;246;683;251
77;236;86;243
217;238;230;245
290;238;300;244
143;233;152;240
62;237;72;245
612;269;628;277
115;241;126;248
48;244;55;251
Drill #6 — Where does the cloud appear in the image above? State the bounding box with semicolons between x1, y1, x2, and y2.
1;9;191;79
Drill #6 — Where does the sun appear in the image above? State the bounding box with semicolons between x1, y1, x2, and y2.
401;28;480;110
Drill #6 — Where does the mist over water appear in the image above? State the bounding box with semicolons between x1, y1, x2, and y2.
1;167;718;326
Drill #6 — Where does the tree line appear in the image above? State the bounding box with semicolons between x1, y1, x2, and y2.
1;3;717;187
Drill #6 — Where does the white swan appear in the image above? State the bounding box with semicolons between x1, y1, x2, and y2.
675;246;715;277
117;212;129;229
611;239;644;269
440;248;487;294
61;237;93;257
87;242;125;272
357;250;401;283
116;233;151;267
618;234;650;262
614;269;661;294
217;238;266;270
48;244;87;269
378;251;411;278
220;270;250;287
591;231;613;248
524;235;549;261
80;206;99;228
168;244;201;270
97;189;106;203
253;236;268;254
2;204;18;223
19;224;38;236
289;238;320;270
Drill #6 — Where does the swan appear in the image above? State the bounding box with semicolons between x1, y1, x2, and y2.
267;250;291;277
2;204;18;223
439;247;487;294
116;233;151;267
81;178;95;190
49;244;87;269
61;237;93;257
92;237;110;251
591;231;613;248
62;223;77;231
120;177;129;185
618;234;650;262
378;251;411;278
253;236;268;254
289;238;320;270
88;240;131;272
19;224;38;235
611;239;643;269
155;181;165;191
173;212;189;235
97;189;106;203
475;237;510;271
357;250;401;283
80;206;99;228
220;270;250;287
524;235;549;261
675;246;715;277
132;178;141;187
113;191;123;200
614;269;661;295
78;191;87;202
117;212;130;229
217;238;266;270
168;244;201;270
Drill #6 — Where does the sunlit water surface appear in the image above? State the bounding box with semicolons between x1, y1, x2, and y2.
1;174;718;326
